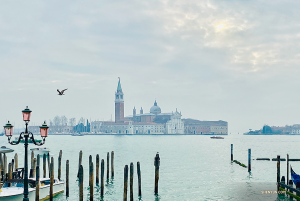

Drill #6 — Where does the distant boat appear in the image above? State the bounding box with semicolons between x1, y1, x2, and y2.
30;147;50;156
13;137;42;144
291;166;300;185
71;133;84;136
210;136;224;139
0;133;4;136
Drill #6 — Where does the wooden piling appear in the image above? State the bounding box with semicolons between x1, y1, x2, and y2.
277;155;280;191
107;152;109;180
248;149;251;172
37;155;40;180
43;154;46;178
137;161;141;197
111;151;114;177
297;182;300;196
96;154;99;185
89;155;92;187
130;163;134;201
231;144;233;161
66;160;69;197
58;151;62;181
289;180;293;199
101;159;104;197
79;165;84;201
8;163;12;180
31;151;34;169
32;158;37;178
14;153;18;170
11;159;14;173
47;153;50;178
36;165;40;201
124;165;128;201
90;162;94;201
287;154;289;185
154;153;160;194
0;158;2;182
4;153;7;177
50;157;54;201
77;150;82;178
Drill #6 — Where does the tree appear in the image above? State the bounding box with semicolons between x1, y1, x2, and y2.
69;118;76;126
61;116;68;126
53;116;61;126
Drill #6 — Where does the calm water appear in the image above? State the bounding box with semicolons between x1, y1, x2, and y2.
1;134;299;201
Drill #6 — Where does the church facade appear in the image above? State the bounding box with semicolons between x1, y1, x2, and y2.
90;78;228;135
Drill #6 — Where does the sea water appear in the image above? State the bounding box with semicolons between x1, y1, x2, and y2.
1;134;298;201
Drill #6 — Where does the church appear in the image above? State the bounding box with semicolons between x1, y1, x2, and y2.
90;78;228;135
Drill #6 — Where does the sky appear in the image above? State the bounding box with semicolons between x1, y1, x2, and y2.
1;0;300;133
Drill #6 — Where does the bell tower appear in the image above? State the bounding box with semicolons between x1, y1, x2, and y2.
115;77;124;123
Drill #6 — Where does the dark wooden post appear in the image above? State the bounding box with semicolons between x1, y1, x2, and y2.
32;158;37;178
96;154;99;185
37;154;40;179
130;163;134;201
58;151;62;181
77;150;82;178
43;154;46;178
248;149;251;172
107;152;109;180
231;144;233;161
11;159;14;173
124;165;128;201
90;162;94;201
154;153;160;194
289;180;293;199
79;165;84;201
47;153;50;178
36;165;40;201
4;153;7;177
137;161;141;197
101;159;104;197
297;182;300;196
287;154;289;185
277;155;280;191
66;160;69;197
31;151;34;169
8;163;12;180
14;153;18;170
111;151;114;177
89;155;92;187
50;157;54;201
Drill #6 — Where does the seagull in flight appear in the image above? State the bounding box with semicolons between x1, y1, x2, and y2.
57;88;68;95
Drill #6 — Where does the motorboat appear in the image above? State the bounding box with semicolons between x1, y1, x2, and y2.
71;133;84;136
13;137;42;144
0;169;64;200
0;146;14;154
29;147;50;156
210;136;224;139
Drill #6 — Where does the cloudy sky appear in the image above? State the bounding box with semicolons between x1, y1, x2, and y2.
1;0;300;133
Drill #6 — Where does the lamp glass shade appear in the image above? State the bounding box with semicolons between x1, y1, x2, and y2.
22;106;32;121
3;121;13;137
40;121;49;137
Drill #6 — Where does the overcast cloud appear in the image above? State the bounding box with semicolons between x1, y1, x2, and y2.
1;0;300;133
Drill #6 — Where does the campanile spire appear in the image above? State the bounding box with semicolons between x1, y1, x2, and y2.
115;77;124;122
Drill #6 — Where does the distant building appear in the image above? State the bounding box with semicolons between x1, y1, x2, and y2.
183;119;228;134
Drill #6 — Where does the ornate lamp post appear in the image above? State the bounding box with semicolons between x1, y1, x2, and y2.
3;106;49;201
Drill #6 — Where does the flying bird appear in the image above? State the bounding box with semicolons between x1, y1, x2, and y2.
57;88;68;95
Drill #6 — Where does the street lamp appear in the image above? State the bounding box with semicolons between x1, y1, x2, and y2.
3;106;49;201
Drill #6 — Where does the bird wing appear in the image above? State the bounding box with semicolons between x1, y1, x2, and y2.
61;88;68;93
57;89;61;93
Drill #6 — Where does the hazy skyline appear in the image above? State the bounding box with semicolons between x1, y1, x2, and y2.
1;0;300;133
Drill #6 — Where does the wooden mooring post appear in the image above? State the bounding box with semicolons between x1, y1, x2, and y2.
277;155;280;191
66;160;69;197
58;150;62;181
96;154;99;185
107;152;109;180
137;161;142;197
8;163;12;180
287;154;289;185
231;144;233;161
50;157;54;201
31;151;34;169
111;151;114;178
248;149;251;172
43;154;46;178
130;163;134;201
37;154;40;178
101;159;104;197
124;165;128;201
297;182;300;197
89;155;92;187
32;158;37;178
14;153;18;170
47;153;50;178
36;165;40;201
79;165;84;201
154;153;160;194
77;150;82;178
90;161;94;201
289;180;293;199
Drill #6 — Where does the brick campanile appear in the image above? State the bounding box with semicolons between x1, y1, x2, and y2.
115;77;124;123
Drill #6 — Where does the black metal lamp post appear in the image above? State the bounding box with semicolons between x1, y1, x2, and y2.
3;106;49;201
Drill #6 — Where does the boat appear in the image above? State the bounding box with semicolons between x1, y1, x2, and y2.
12;137;42;144
0;146;14;154
291;166;300;186
210;136;224;139
0;133;4;136
71;133;84;136
29;147;50;156
0;169;64;200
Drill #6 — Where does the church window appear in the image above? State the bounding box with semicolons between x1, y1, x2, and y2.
116;95;119;99
121;95;123;99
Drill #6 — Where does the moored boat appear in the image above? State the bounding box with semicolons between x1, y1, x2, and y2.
210;136;224;139
291;166;300;185
29;147;50;156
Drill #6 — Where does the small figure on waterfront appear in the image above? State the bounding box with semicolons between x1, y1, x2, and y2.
57;88;68;95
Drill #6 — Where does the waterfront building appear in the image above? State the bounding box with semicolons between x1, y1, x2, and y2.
183;119;228;134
